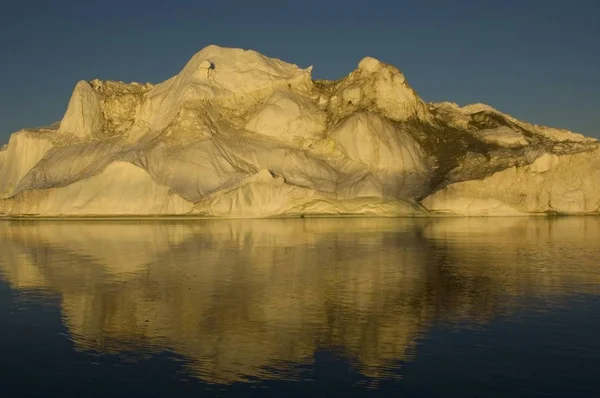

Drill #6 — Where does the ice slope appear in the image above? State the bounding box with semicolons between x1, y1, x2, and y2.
0;161;191;216
0;45;598;217
422;150;600;215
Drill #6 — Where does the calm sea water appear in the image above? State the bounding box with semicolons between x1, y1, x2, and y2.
1;217;599;397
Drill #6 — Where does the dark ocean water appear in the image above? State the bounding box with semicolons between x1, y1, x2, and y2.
1;217;599;397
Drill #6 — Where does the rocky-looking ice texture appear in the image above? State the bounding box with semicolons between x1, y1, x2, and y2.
0;45;598;217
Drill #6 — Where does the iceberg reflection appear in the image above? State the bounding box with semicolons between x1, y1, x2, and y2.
0;217;599;383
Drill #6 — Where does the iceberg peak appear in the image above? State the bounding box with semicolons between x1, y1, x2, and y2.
358;56;384;72
357;56;405;83
176;45;313;94
58;80;103;139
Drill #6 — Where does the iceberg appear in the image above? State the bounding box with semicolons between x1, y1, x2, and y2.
1;45;598;217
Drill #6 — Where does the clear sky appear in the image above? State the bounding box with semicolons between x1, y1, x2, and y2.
1;0;599;143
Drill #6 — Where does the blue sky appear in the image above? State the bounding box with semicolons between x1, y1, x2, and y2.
1;0;599;143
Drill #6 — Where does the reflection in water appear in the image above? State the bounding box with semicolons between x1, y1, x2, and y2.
0;217;599;384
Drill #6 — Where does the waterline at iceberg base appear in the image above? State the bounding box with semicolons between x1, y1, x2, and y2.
1;45;598;218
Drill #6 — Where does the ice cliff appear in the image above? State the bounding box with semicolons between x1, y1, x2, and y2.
1;45;598;217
